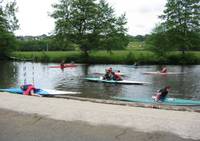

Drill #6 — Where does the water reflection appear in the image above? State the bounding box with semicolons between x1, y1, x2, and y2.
0;61;200;101
0;61;18;87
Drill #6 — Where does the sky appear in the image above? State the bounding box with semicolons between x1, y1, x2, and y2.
14;0;167;36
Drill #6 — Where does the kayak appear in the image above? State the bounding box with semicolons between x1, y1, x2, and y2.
84;77;149;85
0;88;80;96
49;64;77;68
112;96;200;106
142;71;186;75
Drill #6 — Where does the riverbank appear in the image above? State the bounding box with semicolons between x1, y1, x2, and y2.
11;51;200;65
0;92;200;141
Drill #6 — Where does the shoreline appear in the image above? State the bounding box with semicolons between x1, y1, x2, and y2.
53;95;200;113
0;92;200;140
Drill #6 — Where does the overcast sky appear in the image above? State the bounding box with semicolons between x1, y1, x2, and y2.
14;0;167;36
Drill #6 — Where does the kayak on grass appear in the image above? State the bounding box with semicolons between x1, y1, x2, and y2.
142;71;186;75
84;77;150;85
48;64;77;68
112;96;200;106
0;88;80;96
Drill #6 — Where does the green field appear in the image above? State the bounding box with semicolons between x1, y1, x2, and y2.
9;41;200;64
11;50;200;65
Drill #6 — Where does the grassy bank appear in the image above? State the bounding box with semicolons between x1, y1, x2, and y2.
11;50;200;65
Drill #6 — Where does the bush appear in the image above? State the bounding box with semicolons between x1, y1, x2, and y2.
167;53;199;65
126;52;135;64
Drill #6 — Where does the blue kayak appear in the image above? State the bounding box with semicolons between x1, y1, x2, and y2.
84;77;149;85
0;88;80;96
0;88;49;96
112;96;200;106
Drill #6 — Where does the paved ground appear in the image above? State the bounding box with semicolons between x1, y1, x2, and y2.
0;92;200;141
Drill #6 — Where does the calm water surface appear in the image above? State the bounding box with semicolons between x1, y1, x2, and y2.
0;61;200;101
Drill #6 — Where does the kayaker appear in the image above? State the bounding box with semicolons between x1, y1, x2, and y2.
20;84;42;97
20;84;36;96
134;62;138;66
60;60;65;69
103;69;111;80
103;69;109;80
103;68;114;80
160;66;167;73
113;72;122;81
108;67;112;72
114;70;121;76
152;86;171;102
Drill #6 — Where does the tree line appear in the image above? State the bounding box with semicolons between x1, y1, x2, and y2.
0;0;199;59
146;0;200;56
0;0;18;59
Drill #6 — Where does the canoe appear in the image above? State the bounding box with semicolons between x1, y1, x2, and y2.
0;88;80;96
142;71;186;75
112;96;200;106
84;77;149;85
49;64;77;68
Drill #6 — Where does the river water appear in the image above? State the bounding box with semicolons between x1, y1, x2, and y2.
0;61;200;101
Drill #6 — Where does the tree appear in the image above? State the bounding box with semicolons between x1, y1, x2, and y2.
160;0;200;54
146;23;172;56
0;0;19;58
51;0;128;56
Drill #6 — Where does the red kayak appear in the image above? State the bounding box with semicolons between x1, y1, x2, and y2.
49;64;77;68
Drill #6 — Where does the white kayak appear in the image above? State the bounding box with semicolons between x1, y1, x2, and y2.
142;71;186;75
84;77;150;85
41;89;80;95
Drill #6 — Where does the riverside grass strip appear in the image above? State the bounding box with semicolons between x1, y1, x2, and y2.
12;51;200;65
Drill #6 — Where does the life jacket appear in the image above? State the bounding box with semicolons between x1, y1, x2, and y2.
21;84;35;95
114;73;122;81
60;63;65;69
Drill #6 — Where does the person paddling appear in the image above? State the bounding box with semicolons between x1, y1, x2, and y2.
103;67;114;80
114;70;121;76
152;86;171;102
103;69;111;80
160;66;167;73
114;73;122;81
113;71;122;81
60;60;65;69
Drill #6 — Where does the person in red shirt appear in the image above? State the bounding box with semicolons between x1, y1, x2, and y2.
20;84;42;97
20;84;36;95
60;60;65;69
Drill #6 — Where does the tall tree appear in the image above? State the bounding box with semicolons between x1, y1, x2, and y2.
0;0;19;58
146;23;172;56
160;0;200;54
51;0;128;56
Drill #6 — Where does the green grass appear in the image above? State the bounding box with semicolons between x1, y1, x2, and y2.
12;51;81;62
11;50;200;65
127;41;145;51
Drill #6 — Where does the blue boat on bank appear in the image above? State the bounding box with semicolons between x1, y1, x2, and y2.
0;88;80;96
